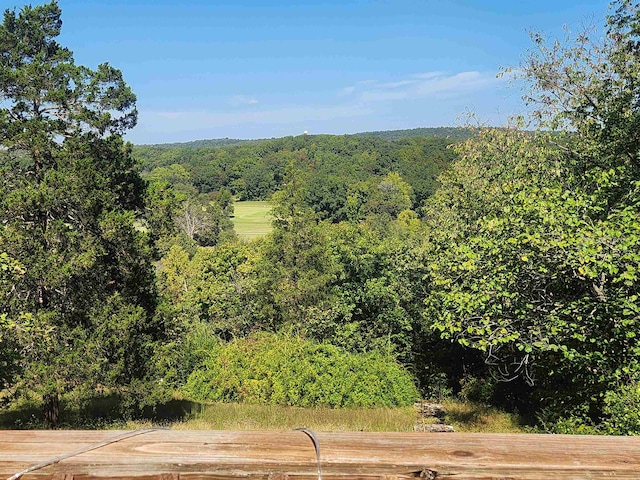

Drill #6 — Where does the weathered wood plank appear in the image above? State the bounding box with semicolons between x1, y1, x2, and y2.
1;431;639;479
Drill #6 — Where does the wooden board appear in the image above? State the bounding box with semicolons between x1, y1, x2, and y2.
1;430;640;479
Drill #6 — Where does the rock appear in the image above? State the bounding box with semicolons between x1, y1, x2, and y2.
414;402;446;418
414;423;455;433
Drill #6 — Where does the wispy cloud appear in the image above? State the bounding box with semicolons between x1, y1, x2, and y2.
341;70;502;103
132;70;512;143
228;94;259;106
378;79;416;89
338;86;356;96
142;102;374;133
411;72;446;80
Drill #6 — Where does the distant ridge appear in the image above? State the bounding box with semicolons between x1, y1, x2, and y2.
137;127;473;148
353;127;473;141
141;137;258;148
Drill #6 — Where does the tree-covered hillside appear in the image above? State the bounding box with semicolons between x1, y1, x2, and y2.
134;134;456;219
137;127;473;149
142;138;256;149
354;127;473;141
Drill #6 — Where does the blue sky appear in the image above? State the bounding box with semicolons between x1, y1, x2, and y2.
47;0;610;144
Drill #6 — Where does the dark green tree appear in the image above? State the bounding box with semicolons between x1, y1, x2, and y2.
0;2;160;424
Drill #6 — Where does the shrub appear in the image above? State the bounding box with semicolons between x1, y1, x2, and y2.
459;375;496;404
603;382;640;435
181;333;418;408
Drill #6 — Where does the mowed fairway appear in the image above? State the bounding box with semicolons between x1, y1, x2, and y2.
232;201;273;240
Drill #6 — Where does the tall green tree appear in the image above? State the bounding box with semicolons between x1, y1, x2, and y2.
0;2;160;423
425;0;640;423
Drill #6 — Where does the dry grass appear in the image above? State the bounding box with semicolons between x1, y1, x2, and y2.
0;391;524;433
169;403;416;432
441;399;524;433
123;400;524;433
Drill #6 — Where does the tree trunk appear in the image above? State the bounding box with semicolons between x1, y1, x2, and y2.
43;393;60;428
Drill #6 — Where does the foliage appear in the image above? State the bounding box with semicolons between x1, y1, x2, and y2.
153;319;221;391
0;1;165;422
134;134;455;215
535;411;600;435
141;127;471;149
182;334;419;408
254;172;340;328
143;164;235;250
161;242;260;339
302;222;427;362
424;0;640;423
0;251;31;392
174;198;232;247
603;381;640;435
425;127;640;419
458;376;497;405
157;168;456;395
7;0;640;434
514;5;640;178
354;127;473;141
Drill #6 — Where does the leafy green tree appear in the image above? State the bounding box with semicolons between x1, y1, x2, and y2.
511;0;640;206
145;164;192;186
144;180;183;255
395;138;455;207
303;174;349;222
602;380;640;434
255;180;339;329
173;195;235;247
362;172;414;223
212;187;234;217
302;222;424;361
174;243;259;339
0;2;161;423
425;1;640;423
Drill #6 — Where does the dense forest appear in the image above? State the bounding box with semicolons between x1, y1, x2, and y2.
135;133;456;221
1;0;640;435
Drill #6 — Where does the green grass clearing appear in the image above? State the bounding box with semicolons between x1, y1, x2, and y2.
232;201;273;240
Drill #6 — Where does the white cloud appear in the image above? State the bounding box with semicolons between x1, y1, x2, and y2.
342;70;503;104
131;70;515;143
411;71;446;80
228;95;259;106
378;79;416;89
338;85;356;96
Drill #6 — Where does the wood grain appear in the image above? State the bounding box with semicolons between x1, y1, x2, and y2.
1;430;639;479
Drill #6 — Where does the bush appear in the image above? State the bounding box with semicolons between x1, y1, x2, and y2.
181;333;419;408
154;317;220;390
459;375;496;404
603;382;640;435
